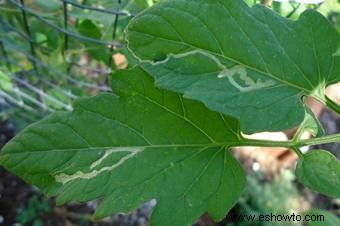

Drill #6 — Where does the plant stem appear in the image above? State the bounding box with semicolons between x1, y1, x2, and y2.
238;133;340;149
325;95;340;115
292;147;304;158
296;133;340;147
238;138;295;148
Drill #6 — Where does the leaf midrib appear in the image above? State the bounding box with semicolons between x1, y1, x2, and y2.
129;29;310;93
135;92;216;142
0;144;233;156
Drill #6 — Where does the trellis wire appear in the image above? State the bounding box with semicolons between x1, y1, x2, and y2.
63;0;69;50
0;0;130;119
62;0;133;17
8;0;125;48
0;57;74;111
108;0;122;68
0;18;46;48
0;40;11;70
0;45;110;91
18;0;40;77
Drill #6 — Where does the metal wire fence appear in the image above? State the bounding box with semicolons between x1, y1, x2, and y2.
0;0;139;126
0;0;335;128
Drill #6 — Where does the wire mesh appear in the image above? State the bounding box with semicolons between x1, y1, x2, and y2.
0;0;136;127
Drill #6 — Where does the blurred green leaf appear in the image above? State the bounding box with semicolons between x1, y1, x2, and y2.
77;20;102;40
305;209;340;226
77;19;110;62
0;70;13;92
296;150;340;197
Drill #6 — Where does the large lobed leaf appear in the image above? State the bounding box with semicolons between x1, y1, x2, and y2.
0;67;245;226
126;0;340;133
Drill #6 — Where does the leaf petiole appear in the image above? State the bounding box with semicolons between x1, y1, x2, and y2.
325;95;340;115
238;133;340;150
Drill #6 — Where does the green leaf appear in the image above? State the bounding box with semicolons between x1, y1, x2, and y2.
305;209;340;226
0;67;245;226
0;69;13;92
126;0;340;133
296;150;340;198
77;20;110;62
294;108;324;140
77;20;102;40
302;108;324;138
134;0;154;10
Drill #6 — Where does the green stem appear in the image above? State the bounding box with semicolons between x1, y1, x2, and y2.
238;133;340;149
325;95;340;115
292;147;304;158
296;133;340;147
238;138;295;148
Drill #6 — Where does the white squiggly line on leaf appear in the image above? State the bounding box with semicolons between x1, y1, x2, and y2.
54;148;144;184
132;48;276;92
218;65;276;92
